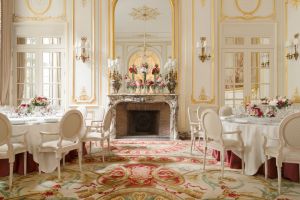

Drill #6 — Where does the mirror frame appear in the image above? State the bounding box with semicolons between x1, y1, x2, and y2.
109;0;177;59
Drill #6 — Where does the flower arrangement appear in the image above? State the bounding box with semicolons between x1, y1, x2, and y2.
269;96;292;109
246;104;264;117
129;64;138;74
151;64;160;75
129;64;138;81
16;103;32;115
140;62;149;85
124;74;137;91
31;96;50;107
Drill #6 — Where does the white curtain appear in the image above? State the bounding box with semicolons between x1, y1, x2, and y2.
0;0;13;105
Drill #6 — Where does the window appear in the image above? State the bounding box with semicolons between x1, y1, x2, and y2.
15;35;65;106
221;23;275;108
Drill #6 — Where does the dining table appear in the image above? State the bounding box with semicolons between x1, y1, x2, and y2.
216;115;299;181
0;114;87;176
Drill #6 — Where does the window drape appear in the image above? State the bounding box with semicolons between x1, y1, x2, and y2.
0;0;13;105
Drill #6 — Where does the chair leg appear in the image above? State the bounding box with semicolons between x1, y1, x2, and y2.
62;154;66;167
221;150;225;178
57;158;61;180
190;135;194;154
264;155;268;179
89;141;92;154
101;140;105;162
241;151;244;175
277;166;282;194
9;161;14;190
78;147;82;172
107;138;110;152
203;146;207;171
24;152;27;176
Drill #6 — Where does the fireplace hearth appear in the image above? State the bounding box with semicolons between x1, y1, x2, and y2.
128;110;160;136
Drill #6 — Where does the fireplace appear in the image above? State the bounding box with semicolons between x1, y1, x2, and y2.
108;94;178;139
115;102;170;138
128;110;160;135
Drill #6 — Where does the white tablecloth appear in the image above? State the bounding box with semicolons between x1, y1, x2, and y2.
11;117;86;173
222;118;280;175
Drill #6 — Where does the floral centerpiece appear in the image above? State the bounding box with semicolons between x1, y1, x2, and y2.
269;96;292;109
124;74;137;93
145;80;154;92
31;96;50;107
129;64;138;80
155;75;165;92
16;103;32;115
109;70;122;93
246;104;264;117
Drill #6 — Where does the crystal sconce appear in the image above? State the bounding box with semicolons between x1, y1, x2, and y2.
75;37;90;63
196;37;211;62
286;33;299;61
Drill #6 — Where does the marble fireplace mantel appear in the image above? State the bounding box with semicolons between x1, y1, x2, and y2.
108;94;179;139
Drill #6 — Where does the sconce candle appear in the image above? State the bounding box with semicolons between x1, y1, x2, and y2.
197;37;211;63
75;37;90;63
286;33;299;61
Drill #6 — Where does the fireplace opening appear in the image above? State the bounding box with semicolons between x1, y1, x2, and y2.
128;110;160;135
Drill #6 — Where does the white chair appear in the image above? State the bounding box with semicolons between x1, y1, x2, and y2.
38;109;83;179
264;112;300;194
0;113;27;189
219;106;233;117
81;107;112;161
201;109;244;177
188;106;203;153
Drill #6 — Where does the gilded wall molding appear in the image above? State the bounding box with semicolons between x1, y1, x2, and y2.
109;0;178;95
14;0;66;22
191;0;215;104
72;0;97;105
221;0;276;21
24;0;52;16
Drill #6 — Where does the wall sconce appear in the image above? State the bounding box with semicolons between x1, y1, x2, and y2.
261;53;270;68
286;33;299;61
196;37;211;62
75;37;90;63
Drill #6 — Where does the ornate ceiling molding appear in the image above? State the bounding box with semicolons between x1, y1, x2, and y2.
130;5;160;21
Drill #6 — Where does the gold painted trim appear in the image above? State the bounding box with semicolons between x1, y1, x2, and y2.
284;0;288;96
108;0;178;94
15;0;66;22
72;0;97;105
235;0;261;16
99;0;102;105
191;0;215;104
24;0;52;16
221;0;276;21
110;0;176;59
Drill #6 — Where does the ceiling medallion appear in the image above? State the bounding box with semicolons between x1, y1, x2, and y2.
130;5;160;21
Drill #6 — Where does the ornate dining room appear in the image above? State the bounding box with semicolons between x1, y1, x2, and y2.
1;0;300;199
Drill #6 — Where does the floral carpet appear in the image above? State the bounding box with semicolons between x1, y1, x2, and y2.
1;140;300;200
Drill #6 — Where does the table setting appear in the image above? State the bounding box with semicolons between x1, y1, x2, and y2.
219;96;300;176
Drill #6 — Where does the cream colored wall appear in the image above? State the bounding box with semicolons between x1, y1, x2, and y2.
286;1;300;102
12;0;296;133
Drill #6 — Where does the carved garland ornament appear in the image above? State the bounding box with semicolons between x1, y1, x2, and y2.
130;5;160;21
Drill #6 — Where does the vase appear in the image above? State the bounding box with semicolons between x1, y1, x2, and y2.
112;80;121;93
33;106;46;116
167;80;176;94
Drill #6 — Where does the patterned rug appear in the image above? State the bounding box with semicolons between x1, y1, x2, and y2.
1;140;300;200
